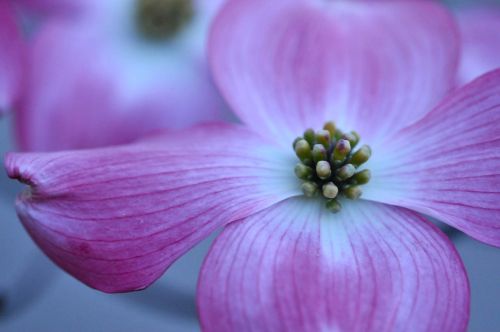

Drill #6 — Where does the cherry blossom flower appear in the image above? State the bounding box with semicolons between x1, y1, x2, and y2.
13;0;227;151
0;1;24;114
5;1;500;330
456;5;500;85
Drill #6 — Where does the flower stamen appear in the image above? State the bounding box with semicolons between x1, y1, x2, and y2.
136;0;194;41
293;121;372;213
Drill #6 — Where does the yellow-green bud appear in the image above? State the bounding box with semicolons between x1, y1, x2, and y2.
294;163;313;180
312;144;327;163
344;185;362;200
351;131;360;147
326;199;342;213
342;131;360;149
352;169;371;185
292;136;302;149
350;145;371;167
303;128;316;146
323;121;336;138
316;161;331;180
322;182;339;199
334;129;344;140
295;139;312;164
315;130;331;149
336;164;356;181
333;139;351;164
302;181;318;197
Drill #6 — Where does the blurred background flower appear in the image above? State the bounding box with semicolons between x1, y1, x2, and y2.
11;0;228;151
0;1;24;115
0;0;499;331
455;5;500;85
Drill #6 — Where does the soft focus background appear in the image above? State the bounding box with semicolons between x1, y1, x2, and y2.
1;0;500;331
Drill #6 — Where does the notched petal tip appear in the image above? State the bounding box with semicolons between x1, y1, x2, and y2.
4;152;38;187
5;152;175;293
4;124;299;293
13;193;167;293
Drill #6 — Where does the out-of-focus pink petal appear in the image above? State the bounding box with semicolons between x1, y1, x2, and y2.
198;199;469;332
11;0;90;23
209;0;459;147
456;6;500;85
0;1;24;114
15;0;227;151
5;124;299;292
12;0;81;15
365;69;500;246
9;0;85;37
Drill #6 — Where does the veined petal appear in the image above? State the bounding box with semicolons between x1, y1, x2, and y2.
15;0;227;151
198;199;469;332
0;1;24;114
365;69;500;246
456;6;500;85
209;0;459;148
5;124;299;292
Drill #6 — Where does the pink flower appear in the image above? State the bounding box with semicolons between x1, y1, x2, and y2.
0;1;24;114
13;0;227;151
5;1;500;330
456;5;500;85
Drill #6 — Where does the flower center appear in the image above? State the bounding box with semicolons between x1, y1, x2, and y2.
293;121;372;213
135;0;194;41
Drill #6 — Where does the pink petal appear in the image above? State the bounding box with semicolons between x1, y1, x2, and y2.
198;198;469;331
12;0;81;16
0;1;24;114
14;1;227;151
365;69;500;246
5;124;299;292
209;0;459;147
456;6;500;85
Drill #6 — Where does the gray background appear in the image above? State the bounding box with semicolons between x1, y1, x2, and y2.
1;0;500;330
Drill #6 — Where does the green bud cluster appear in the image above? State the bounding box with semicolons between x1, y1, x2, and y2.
293;121;372;213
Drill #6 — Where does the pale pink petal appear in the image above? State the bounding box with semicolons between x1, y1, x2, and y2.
209;0;459;147
198;198;469;332
365;69;500;246
15;0;227;151
456;6;500;85
5;124;299;292
0;1;24;114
